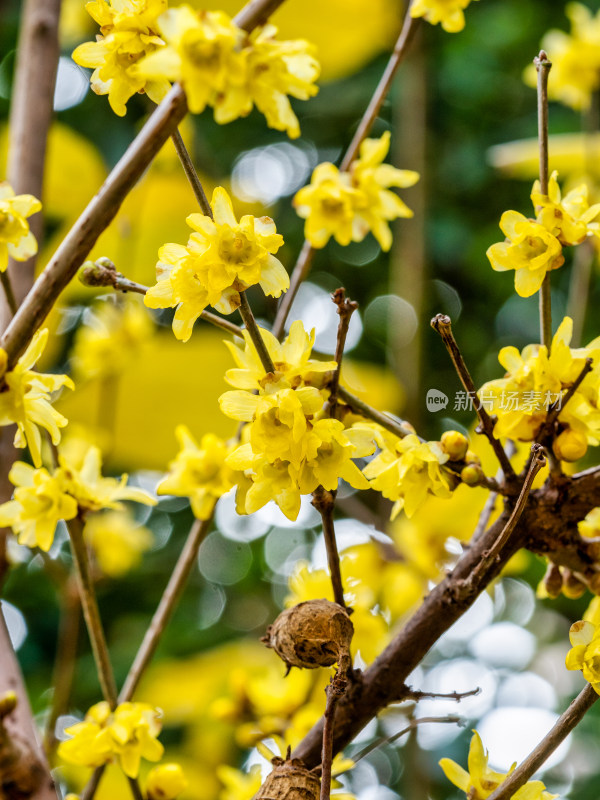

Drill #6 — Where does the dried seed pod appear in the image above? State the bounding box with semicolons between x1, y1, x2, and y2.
262;599;353;670
253;757;320;800
541;562;563;599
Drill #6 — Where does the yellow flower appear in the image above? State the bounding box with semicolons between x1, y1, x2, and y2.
565;620;600;692
58;700;164;778
293;133;419;250
531;171;600;246
224;319;336;393
146;763;188;800
0;462;78;552
72;0;171;116
293;163;362;248
410;0;479;33
144;187;289;342
440;731;557;799
362;430;452;519
350;131;419;251
244;24;320;138
487;210;564;297
0;182;41;271
71;298;154;380
58;445;156;512
217;764;263;800
524;3;600;111
136;6;245;115
157;426;236;519
84;509;153;576
0;328;74;468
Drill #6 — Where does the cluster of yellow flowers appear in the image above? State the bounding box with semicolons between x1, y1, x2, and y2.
566;619;600;693
218;322;372;520
58;701;164;778
74;1;319;136
0;446;155;552
487;172;600;297
440;731;557;800
294;132;419;252
410;0;480;33
0;182;41;271
144;187;289;342
481;316;600;462
524;3;600;111
0;328;73;468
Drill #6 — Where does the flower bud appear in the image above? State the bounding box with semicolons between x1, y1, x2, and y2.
262;599;353;670
441;430;469;461
465;449;481;466
553;428;588;462
255;758;320;800
562;569;587;599
460;464;484;486
541;562;563;599
146;764;188;800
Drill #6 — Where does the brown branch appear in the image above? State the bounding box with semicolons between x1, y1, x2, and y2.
325;289;358;417
319;673;346;800
170;129;212;217
401;686;481;703
486;683;598;800
312;487;345;609
336;385;415;439
351;715;463;765
535;51;552;351
119;515;212;702
0;0;287;368
272;8;420;339
431;314;515;478
544;357;593;435
66;517;118;707
238;291;276;374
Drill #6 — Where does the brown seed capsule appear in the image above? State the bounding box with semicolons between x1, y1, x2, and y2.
562;569;587;599
542;562;563;599
253;758;320;800
262;599;353;670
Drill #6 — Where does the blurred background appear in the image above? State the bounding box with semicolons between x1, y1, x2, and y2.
2;1;600;798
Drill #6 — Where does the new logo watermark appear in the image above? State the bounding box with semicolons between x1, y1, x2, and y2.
426;389;449;412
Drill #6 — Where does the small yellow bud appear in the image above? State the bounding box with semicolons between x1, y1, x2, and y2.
441;430;469;461
146;763;188;800
562;569;587;599
460;464;484;486
553;428;588;462
465;449;481;466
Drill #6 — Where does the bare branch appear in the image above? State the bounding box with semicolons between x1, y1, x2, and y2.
534;50;552;351
312;487;345;609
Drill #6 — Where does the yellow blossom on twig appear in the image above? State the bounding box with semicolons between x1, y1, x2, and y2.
0;182;41;271
146;763;188;800
531;171;600;246
410;0;480;33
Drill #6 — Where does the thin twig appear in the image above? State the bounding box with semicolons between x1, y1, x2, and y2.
119;515;213;702
337;385;415;439
170;129;212;217
312;487;345;609
431;313;515;478
272;8;421;339
486;683;598;800
468;444;546;587
401;686;481;703
0;272;17;317
350;715;462;765
320;673;346;800
545;357;593;433
66;517;118;707
238;291;276;373
325;288;358;417
0;0;287;368
535;51;553;351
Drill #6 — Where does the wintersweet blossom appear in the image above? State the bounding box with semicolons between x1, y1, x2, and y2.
224;320;336;393
144;187;289;342
294;133;419;251
0;182;41;270
0;463;77;552
137;6;319;136
524;3;600;111
410;0;480;33
0;328;74;468
531;171;600;246
146;763;188;800
72;0;170;116
440;731;557;799
157;427;237;519
361;428;452;519
480;317;600;459
58;445;156;512
58;701;164;778
486;210;564;297
565;620;600;693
